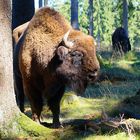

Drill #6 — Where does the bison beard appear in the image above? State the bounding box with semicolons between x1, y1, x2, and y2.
56;55;87;94
69;79;87;95
14;7;100;128
58;68;87;94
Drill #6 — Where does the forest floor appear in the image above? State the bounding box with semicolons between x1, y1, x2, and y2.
10;50;140;140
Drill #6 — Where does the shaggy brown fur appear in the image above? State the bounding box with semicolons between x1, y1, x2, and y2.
12;9;40;45
14;7;100;128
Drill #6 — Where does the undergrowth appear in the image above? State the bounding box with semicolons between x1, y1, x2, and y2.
6;50;140;140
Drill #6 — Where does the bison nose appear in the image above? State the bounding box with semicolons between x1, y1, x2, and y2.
87;69;98;81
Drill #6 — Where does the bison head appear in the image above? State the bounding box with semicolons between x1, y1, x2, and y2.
56;30;100;94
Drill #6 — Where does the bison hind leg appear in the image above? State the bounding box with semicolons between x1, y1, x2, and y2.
23;80;43;123
14;75;25;112
30;95;43;123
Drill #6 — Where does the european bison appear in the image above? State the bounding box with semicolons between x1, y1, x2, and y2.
112;27;131;56
14;7;100;128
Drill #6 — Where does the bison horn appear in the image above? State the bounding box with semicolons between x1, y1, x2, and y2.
94;40;97;46
63;30;74;48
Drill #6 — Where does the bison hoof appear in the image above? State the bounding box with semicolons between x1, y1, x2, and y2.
52;123;64;128
32;114;41;124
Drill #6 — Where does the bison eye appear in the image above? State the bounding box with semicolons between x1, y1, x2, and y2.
70;51;84;57
70;51;84;67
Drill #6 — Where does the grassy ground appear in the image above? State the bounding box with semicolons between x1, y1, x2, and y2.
11;50;140;140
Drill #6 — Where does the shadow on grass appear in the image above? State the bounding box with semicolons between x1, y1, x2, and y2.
99;66;140;83
54;115;134;140
22;93;140;140
56;93;140;140
20;50;140;139
98;50;112;60
108;92;140;120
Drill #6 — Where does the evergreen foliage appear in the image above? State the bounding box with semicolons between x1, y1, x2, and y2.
48;0;140;48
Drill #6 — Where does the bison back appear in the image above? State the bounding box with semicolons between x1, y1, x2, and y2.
20;7;72;70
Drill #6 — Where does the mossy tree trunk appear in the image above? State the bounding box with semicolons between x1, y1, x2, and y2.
0;0;19;137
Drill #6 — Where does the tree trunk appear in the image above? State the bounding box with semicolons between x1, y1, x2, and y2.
0;0;19;135
71;0;79;30
44;0;48;6
88;0;93;36
12;0;35;29
39;0;43;8
122;0;128;36
97;12;100;48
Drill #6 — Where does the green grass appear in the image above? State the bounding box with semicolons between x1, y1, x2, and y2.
59;132;138;140
56;50;140;140
61;96;118;118
10;50;140;140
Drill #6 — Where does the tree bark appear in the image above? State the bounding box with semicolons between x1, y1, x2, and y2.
44;0;48;6
122;0;128;36
88;0;93;36
0;0;19;133
39;0;43;8
71;0;79;30
12;0;35;29
97;12;100;48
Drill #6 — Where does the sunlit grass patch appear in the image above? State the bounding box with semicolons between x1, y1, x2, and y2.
57;123;140;140
79;132;136;140
60;93;120;120
115;59;140;74
124;51;138;61
21;50;140;140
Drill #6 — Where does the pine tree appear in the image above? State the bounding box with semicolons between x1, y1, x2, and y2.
39;0;43;7
123;0;128;36
12;0;35;29
44;0;48;6
71;0;79;29
88;0;94;36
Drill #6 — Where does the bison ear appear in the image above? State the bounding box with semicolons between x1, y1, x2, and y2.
57;46;69;60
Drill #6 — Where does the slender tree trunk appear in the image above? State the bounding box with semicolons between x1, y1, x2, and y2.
39;0;43;8
88;0;93;36
97;28;101;48
0;0;19;135
44;0;48;6
12;0;35;29
97;12;100;48
122;0;128;36
71;0;79;30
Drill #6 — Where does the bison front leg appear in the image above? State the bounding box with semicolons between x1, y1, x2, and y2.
47;86;65;128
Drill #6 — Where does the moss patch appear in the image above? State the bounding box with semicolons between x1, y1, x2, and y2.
17;113;53;136
4;50;140;140
1;113;55;140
